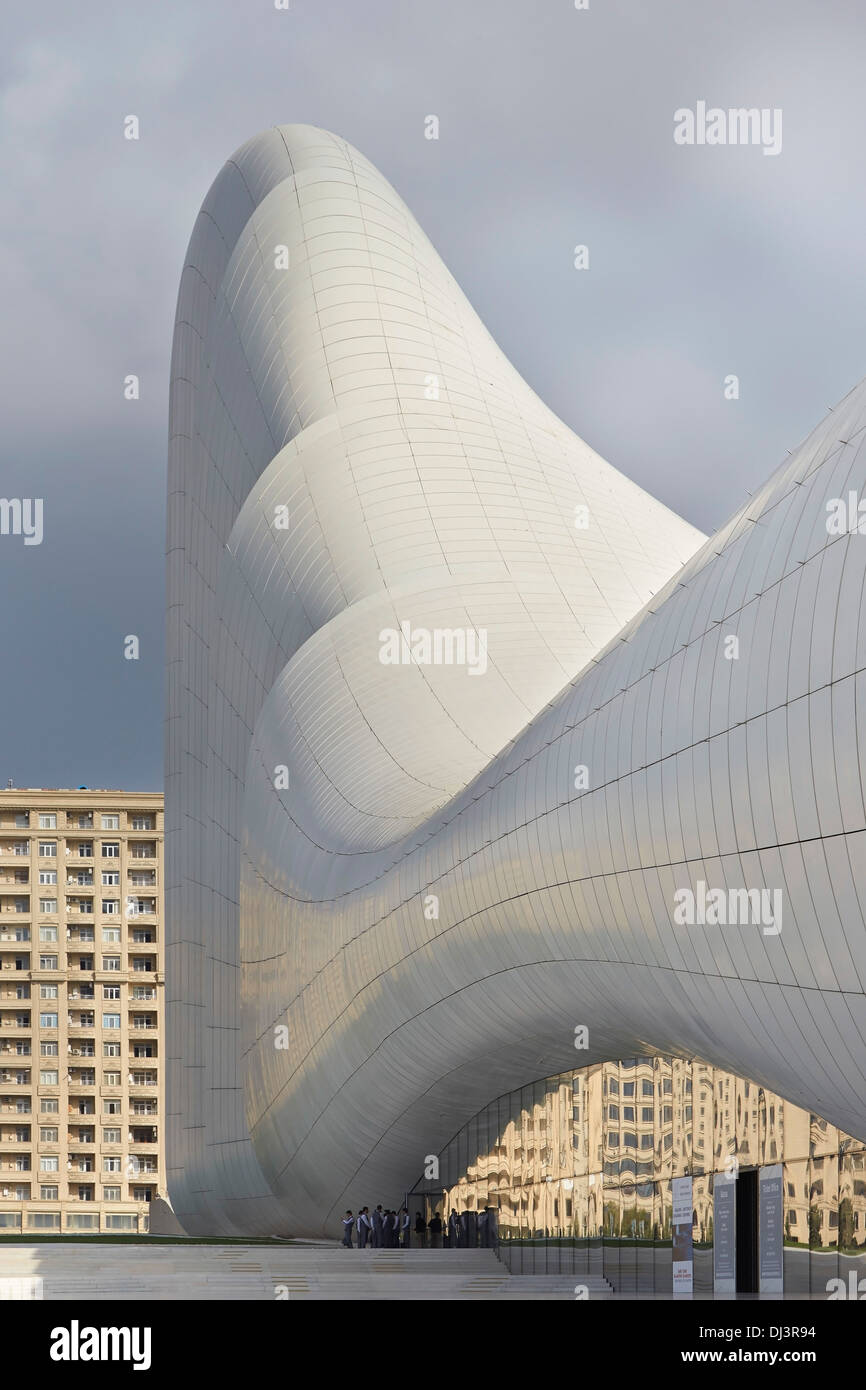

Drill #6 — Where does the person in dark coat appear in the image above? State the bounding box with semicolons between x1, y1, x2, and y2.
414;1211;427;1247
448;1209;460;1248
341;1211;354;1247
372;1204;384;1248
428;1211;443;1248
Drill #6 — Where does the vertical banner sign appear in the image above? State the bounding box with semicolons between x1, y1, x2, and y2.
759;1164;784;1294
671;1176;694;1294
713;1175;736;1293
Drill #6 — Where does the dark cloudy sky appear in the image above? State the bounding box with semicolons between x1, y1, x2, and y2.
1;0;864;792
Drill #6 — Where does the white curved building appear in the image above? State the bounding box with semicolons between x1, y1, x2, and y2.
166;124;866;1237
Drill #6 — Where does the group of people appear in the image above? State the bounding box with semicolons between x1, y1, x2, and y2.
341;1204;498;1249
342;1206;409;1248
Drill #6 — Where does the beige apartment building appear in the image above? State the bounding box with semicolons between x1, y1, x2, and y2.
0;789;163;1235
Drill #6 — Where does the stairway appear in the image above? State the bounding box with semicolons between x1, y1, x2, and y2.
0;1243;615;1300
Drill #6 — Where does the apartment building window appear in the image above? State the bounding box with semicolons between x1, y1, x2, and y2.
13;1157;30;1172
14;1042;30;1056
71;870;93;887
39;1126;58;1142
103;1101;121;1115
76;843;93;858
129;899;156;916
101;843;120;859
13;840;28;855
130;844;155;859
103;987;120;1001
39;1013;58;1029
133;1188;153;1202
131;816;154;830
103;1157;122;1172
103;1043;121;1058
15;985;29;999
103;1127;121;1143
40;1099;58;1114
38;842;56;857
103;1186;121;1201
39;1070;58;1085
101;815;120;830
102;1014;120;1030
641;1107;654;1123
13;927;29;941
101;872;119;887
14;813;29;828
102;958;120;972
40;1185;58;1200
641;1134;653;1150
102;928;120;944
40;1043;58;1056
38;870;57;886
78;956;93;971
132;959;154;973
14;958;28;971
39;985;57;999
38;815;56;830
132;1045;153;1058
132;931;153;943
73;814;93;829
102;900;119;915
104;1071;121;1086
78;1186;94;1201
39;926;58;942
40;1156;59;1172
39;956;58;971
77;927;94;942
28;1211;59;1227
130;871;155;887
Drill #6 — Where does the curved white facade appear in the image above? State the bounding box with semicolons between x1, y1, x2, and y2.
166;124;866;1237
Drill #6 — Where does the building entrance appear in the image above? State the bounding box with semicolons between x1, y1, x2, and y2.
735;1168;759;1293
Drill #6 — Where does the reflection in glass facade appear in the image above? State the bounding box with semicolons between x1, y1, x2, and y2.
414;1058;866;1296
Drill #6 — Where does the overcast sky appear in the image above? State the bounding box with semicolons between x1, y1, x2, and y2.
1;0;864;792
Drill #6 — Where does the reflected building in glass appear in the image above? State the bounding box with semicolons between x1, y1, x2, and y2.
413;1057;866;1296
